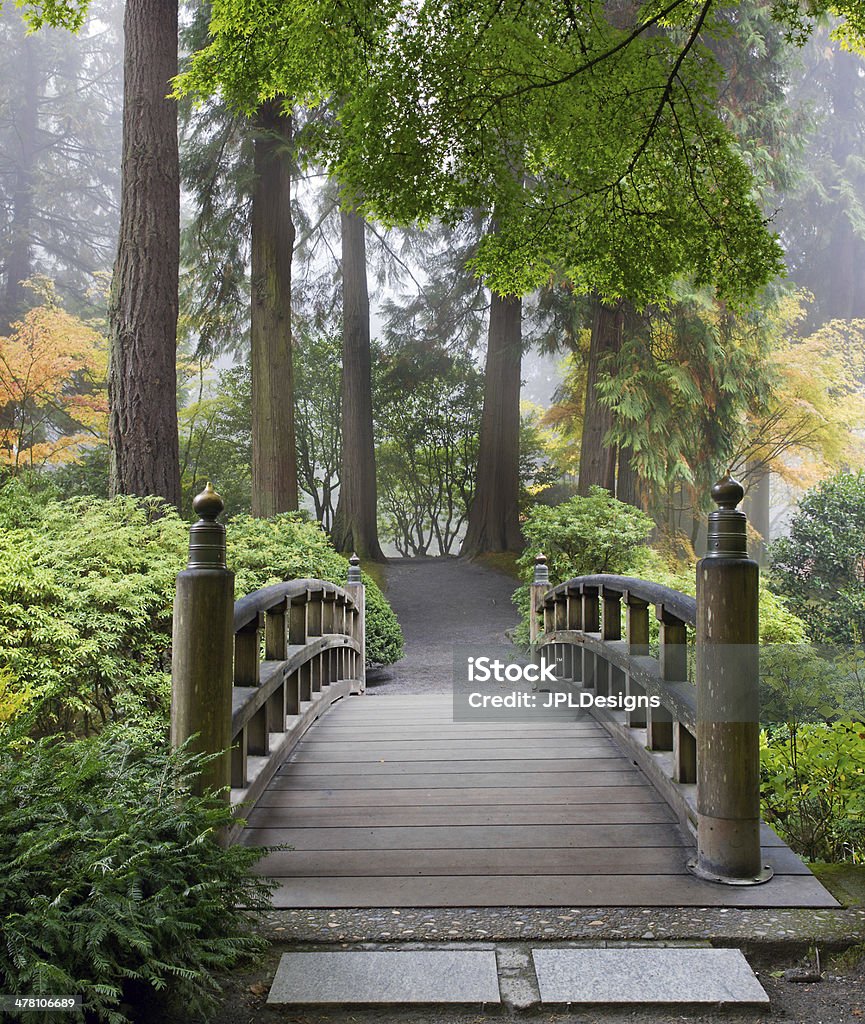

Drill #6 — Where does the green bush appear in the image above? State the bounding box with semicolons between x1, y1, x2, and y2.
0;731;273;1023
0;493;187;736
512;488;654;645
769;470;865;644
518;487;655;583
226;513;404;667
0;490;402;735
761;721;865;863
511;487;810;660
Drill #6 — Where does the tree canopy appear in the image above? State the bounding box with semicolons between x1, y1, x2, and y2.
178;1;799;306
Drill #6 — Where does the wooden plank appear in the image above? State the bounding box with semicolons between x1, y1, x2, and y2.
271;770;642;790
255;784;663;808
268;873;839;908
240;823;688;850
288;744;618;763
246;803;676;828
253;846;693;877
251;844;813;878
308;726;605;740
279;757;633;775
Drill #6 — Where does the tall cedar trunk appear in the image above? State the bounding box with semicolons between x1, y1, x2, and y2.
577;296;623;496
827;53;864;320
460;292;523;556
331;207;385;560
250;100;297;516
616;444;644;509
2;30;38;333
745;461;771;564
108;0;180;506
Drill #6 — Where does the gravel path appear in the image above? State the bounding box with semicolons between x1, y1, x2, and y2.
366;556;521;695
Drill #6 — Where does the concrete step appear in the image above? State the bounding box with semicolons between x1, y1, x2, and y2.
266;943;769;1008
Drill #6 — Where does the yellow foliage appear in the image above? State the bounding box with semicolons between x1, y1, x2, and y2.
745;293;865;488
0;285;108;473
0;670;32;726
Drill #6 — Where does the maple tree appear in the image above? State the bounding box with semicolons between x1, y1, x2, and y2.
0;283;107;474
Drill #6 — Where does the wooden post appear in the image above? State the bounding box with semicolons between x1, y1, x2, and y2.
344;554;366;693
529;553;549;647
689;475;772;885
171;482;235;801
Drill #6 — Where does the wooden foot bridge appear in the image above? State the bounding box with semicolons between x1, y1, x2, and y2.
171;481;838;913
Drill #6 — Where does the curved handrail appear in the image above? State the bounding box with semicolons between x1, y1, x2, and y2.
226;574;365;833
545;574;696;625
233;578;356;632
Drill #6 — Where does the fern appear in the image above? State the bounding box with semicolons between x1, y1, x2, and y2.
0;733;274;1023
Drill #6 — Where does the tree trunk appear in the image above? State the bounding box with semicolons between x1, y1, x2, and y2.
460;292;523;556
616;444;644;509
331;206;386;560
108;0;180;507
577;295;622;495
2;28;39;333
745;461;770;564
250;99;297;516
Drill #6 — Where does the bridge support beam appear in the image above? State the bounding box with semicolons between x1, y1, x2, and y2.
690;476;772;886
171;483;235;802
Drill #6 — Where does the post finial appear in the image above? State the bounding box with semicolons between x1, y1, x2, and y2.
705;473;748;559
347;552;362;584
533;552;550;586
192;481;224;521
711;473;745;511
187;481;227;569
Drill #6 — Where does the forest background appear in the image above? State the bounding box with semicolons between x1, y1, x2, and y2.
3;2;865;1018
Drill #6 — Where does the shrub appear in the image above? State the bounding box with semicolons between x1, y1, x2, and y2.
768;470;865;644
512;488;655;645
0;731;273;1023
518;487;654;583
0;494;187;736
226;513;403;666
761;720;865;863
0;490;402;735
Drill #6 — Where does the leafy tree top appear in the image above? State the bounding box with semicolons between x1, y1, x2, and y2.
178;1;798;306
1;0;90;31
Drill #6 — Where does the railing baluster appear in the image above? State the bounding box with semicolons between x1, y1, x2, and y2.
299;661;312;701
285;669;300;715
289;595;307;644
231;726;248;789
624;592;649;726
581;585;599;690
674;722;697;784
306;588;324;637
234;611;263;686
247;705;269;756
566;585;582;683
265;599;288;661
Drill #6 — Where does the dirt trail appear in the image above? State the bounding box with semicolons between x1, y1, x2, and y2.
367;556;521;695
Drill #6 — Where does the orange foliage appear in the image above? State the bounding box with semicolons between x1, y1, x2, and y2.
0;297;108;473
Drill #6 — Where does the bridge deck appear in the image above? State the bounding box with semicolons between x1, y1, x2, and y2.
243;694;836;909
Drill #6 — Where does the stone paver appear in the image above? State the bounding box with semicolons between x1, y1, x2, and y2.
532;947;769;1005
267;949;501;1005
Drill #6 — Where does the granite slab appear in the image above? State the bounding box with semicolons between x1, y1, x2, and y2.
532;947;769;1004
267;949;501;1004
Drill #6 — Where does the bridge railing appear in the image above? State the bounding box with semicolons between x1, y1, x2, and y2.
532;571;698;812
532;475;772;887
169;484;365;838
